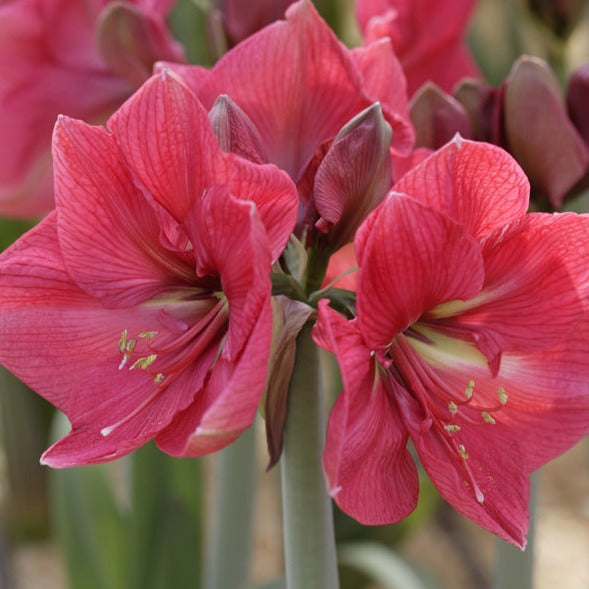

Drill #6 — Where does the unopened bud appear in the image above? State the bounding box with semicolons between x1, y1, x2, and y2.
503;56;589;208
567;62;589;146
453;78;500;143
97;2;184;87
208;94;267;163
314;103;392;251
410;83;472;148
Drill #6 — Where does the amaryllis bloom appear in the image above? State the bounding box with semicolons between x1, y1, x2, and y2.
0;0;183;217
314;137;589;546
161;0;413;252
356;0;480;95
0;71;298;466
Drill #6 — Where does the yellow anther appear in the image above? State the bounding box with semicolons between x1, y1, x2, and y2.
118;329;128;353
154;373;165;384
126;338;137;353
458;444;469;460
481;411;496;424
139;331;158;339
448;401;458;415
444;424;461;433
130;354;158;371
498;387;508;405
465;379;475;400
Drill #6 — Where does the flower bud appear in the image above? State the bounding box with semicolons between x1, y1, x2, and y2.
314;103;392;252
410;83;472;148
567;62;589;146
218;0;295;46
503;56;589;208
97;2;184;87
208;94;267;163
454;78;500;142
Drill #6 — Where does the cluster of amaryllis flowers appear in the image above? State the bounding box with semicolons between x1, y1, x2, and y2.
1;0;589;561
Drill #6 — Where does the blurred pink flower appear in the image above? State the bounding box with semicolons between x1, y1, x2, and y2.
315;137;589;547
356;0;480;95
0;71;298;466
0;0;183;217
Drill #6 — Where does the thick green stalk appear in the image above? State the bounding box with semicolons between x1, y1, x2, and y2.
280;326;340;589
202;424;257;589
493;472;538;589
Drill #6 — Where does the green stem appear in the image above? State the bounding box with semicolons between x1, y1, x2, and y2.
493;471;538;589
280;326;340;589
202;424;257;589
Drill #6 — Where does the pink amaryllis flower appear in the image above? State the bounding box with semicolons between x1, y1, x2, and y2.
0;70;298;466
314;137;589;547
161;0;414;252
0;0;183;217
356;0;480;95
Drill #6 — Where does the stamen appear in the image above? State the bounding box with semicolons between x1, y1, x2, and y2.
118;329;128;353
448;401;458;415
481;411;496;424
139;331;158;339
458;444;469;460
498;387;508;405
130;354;158;371
465;379;475;399
444;424;461;433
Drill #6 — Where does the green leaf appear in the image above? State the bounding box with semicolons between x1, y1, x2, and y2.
49;413;129;589
338;542;438;589
128;442;203;589
168;0;215;66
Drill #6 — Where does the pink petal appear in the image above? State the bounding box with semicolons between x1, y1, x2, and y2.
422;342;589;476
314;301;418;523
356;193;484;347
156;300;273;456
440;214;588;367
53;115;194;307
393;138;530;241
351;39;414;154
184;186;272;359
107;69;220;221
109;70;297;260
394;379;529;547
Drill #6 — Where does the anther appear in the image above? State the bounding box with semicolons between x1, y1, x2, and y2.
481;411;496;424
498;387;508;405
130;354;158;371
444;424;461;433
458;444;469;460
118;329;128;353
465;379;475;400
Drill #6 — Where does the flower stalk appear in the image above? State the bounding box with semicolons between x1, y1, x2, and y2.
280;325;339;589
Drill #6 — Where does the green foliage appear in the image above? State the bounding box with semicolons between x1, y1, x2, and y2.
49;414;203;589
